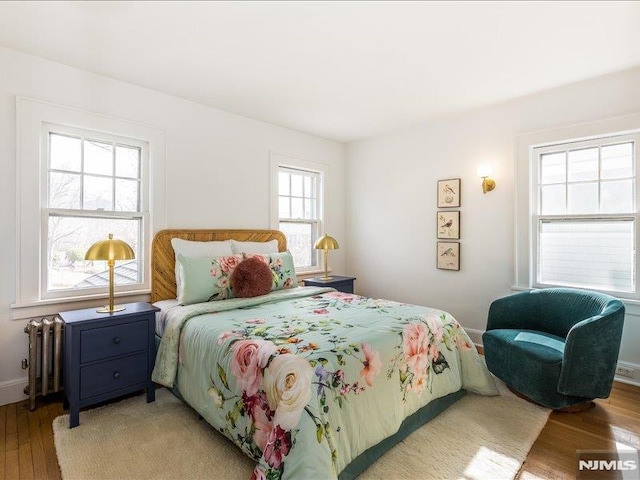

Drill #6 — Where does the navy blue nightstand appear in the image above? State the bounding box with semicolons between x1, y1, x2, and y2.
60;302;160;428
303;275;356;294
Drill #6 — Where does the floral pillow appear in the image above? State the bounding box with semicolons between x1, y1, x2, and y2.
210;251;298;300
176;251;297;305
175;253;243;305
265;251;297;292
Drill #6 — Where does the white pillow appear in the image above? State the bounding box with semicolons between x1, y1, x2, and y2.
230;239;279;254
171;238;234;291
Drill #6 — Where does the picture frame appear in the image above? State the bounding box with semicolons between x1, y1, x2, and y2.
437;211;460;240
437;178;461;208
437;242;460;271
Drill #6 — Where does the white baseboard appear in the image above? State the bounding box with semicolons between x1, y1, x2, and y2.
614;376;640;388
0;377;28;406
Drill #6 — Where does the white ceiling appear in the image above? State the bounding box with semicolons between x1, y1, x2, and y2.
1;1;640;143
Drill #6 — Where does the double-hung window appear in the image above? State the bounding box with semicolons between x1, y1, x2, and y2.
271;154;326;272
43;124;148;298
533;134;639;294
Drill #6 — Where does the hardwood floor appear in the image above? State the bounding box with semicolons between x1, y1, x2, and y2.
1;382;639;480
0;395;64;480
518;381;640;479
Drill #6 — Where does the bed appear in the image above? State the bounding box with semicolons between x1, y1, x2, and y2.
150;229;498;480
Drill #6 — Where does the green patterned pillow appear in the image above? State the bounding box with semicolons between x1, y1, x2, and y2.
175;253;239;305
177;252;297;305
266;251;297;291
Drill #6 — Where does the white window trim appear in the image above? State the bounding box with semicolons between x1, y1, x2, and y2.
13;97;166;315
269;152;329;274
514;112;640;304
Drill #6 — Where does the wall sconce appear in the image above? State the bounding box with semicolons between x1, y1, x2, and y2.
477;165;496;194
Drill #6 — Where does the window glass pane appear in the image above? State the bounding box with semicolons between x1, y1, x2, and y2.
304;199;312;219
115;146;140;179
540;152;566;184
291;174;303;197
601;179;634;214
279;172;290;196
602;143;633;179
49;172;80;208
540;184;566;214
539;219;634;292
84;140;113;176
568;182;598;214
303;176;312;198
47;215;141;291
83;175;113;210
279;222;316;268
291;198;303;219
568;147;598;182
50;134;81;172
115;179;139;212
278;196;290;218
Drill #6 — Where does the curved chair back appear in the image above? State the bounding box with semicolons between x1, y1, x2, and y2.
487;288;622;338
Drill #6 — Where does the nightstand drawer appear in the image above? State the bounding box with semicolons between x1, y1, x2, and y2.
80;320;148;363
80;353;148;400
329;280;354;293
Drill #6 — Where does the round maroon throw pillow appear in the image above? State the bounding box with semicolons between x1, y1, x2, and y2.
230;256;273;298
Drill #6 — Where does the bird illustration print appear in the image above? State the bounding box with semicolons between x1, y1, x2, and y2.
440;247;455;257
437;213;459;239
443;184;456;195
440;218;453;229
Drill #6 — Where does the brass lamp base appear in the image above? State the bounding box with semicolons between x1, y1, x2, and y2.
319;276;333;281
96;305;127;314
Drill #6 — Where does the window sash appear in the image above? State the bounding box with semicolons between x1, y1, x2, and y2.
278;166;321;221
41;209;147;300
278;218;320;270
273;161;325;272
534;216;636;293
41;123;149;300
531;133;640;296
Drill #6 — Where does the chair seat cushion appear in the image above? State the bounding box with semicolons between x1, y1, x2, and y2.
485;329;565;364
483;329;590;409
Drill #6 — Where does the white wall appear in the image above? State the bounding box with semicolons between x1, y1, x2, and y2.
345;67;640;379
0;47;346;405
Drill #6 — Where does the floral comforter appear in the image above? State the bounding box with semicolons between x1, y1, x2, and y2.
152;287;498;480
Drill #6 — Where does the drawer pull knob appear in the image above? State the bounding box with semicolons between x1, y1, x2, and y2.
113;372;121;379
113;337;121;344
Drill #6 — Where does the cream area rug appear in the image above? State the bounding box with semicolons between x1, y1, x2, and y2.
53;380;549;480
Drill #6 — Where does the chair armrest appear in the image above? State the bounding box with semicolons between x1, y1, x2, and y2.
558;302;625;399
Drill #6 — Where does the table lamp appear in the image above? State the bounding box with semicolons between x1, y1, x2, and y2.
85;234;135;313
314;234;339;281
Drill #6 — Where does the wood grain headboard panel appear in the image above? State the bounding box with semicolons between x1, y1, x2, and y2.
151;229;287;303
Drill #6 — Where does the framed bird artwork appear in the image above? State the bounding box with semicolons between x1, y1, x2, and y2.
437;241;460;270
437;211;460;239
437;178;461;208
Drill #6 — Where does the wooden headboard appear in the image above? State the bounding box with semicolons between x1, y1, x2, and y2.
151;229;287;303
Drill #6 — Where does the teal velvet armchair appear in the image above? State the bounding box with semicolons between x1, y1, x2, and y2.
482;288;625;410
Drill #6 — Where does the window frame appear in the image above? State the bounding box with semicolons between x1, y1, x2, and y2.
14;97;166;314
41;122;150;300
270;153;328;274
530;132;640;298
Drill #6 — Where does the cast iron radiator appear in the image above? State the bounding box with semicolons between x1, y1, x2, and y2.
22;317;64;411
